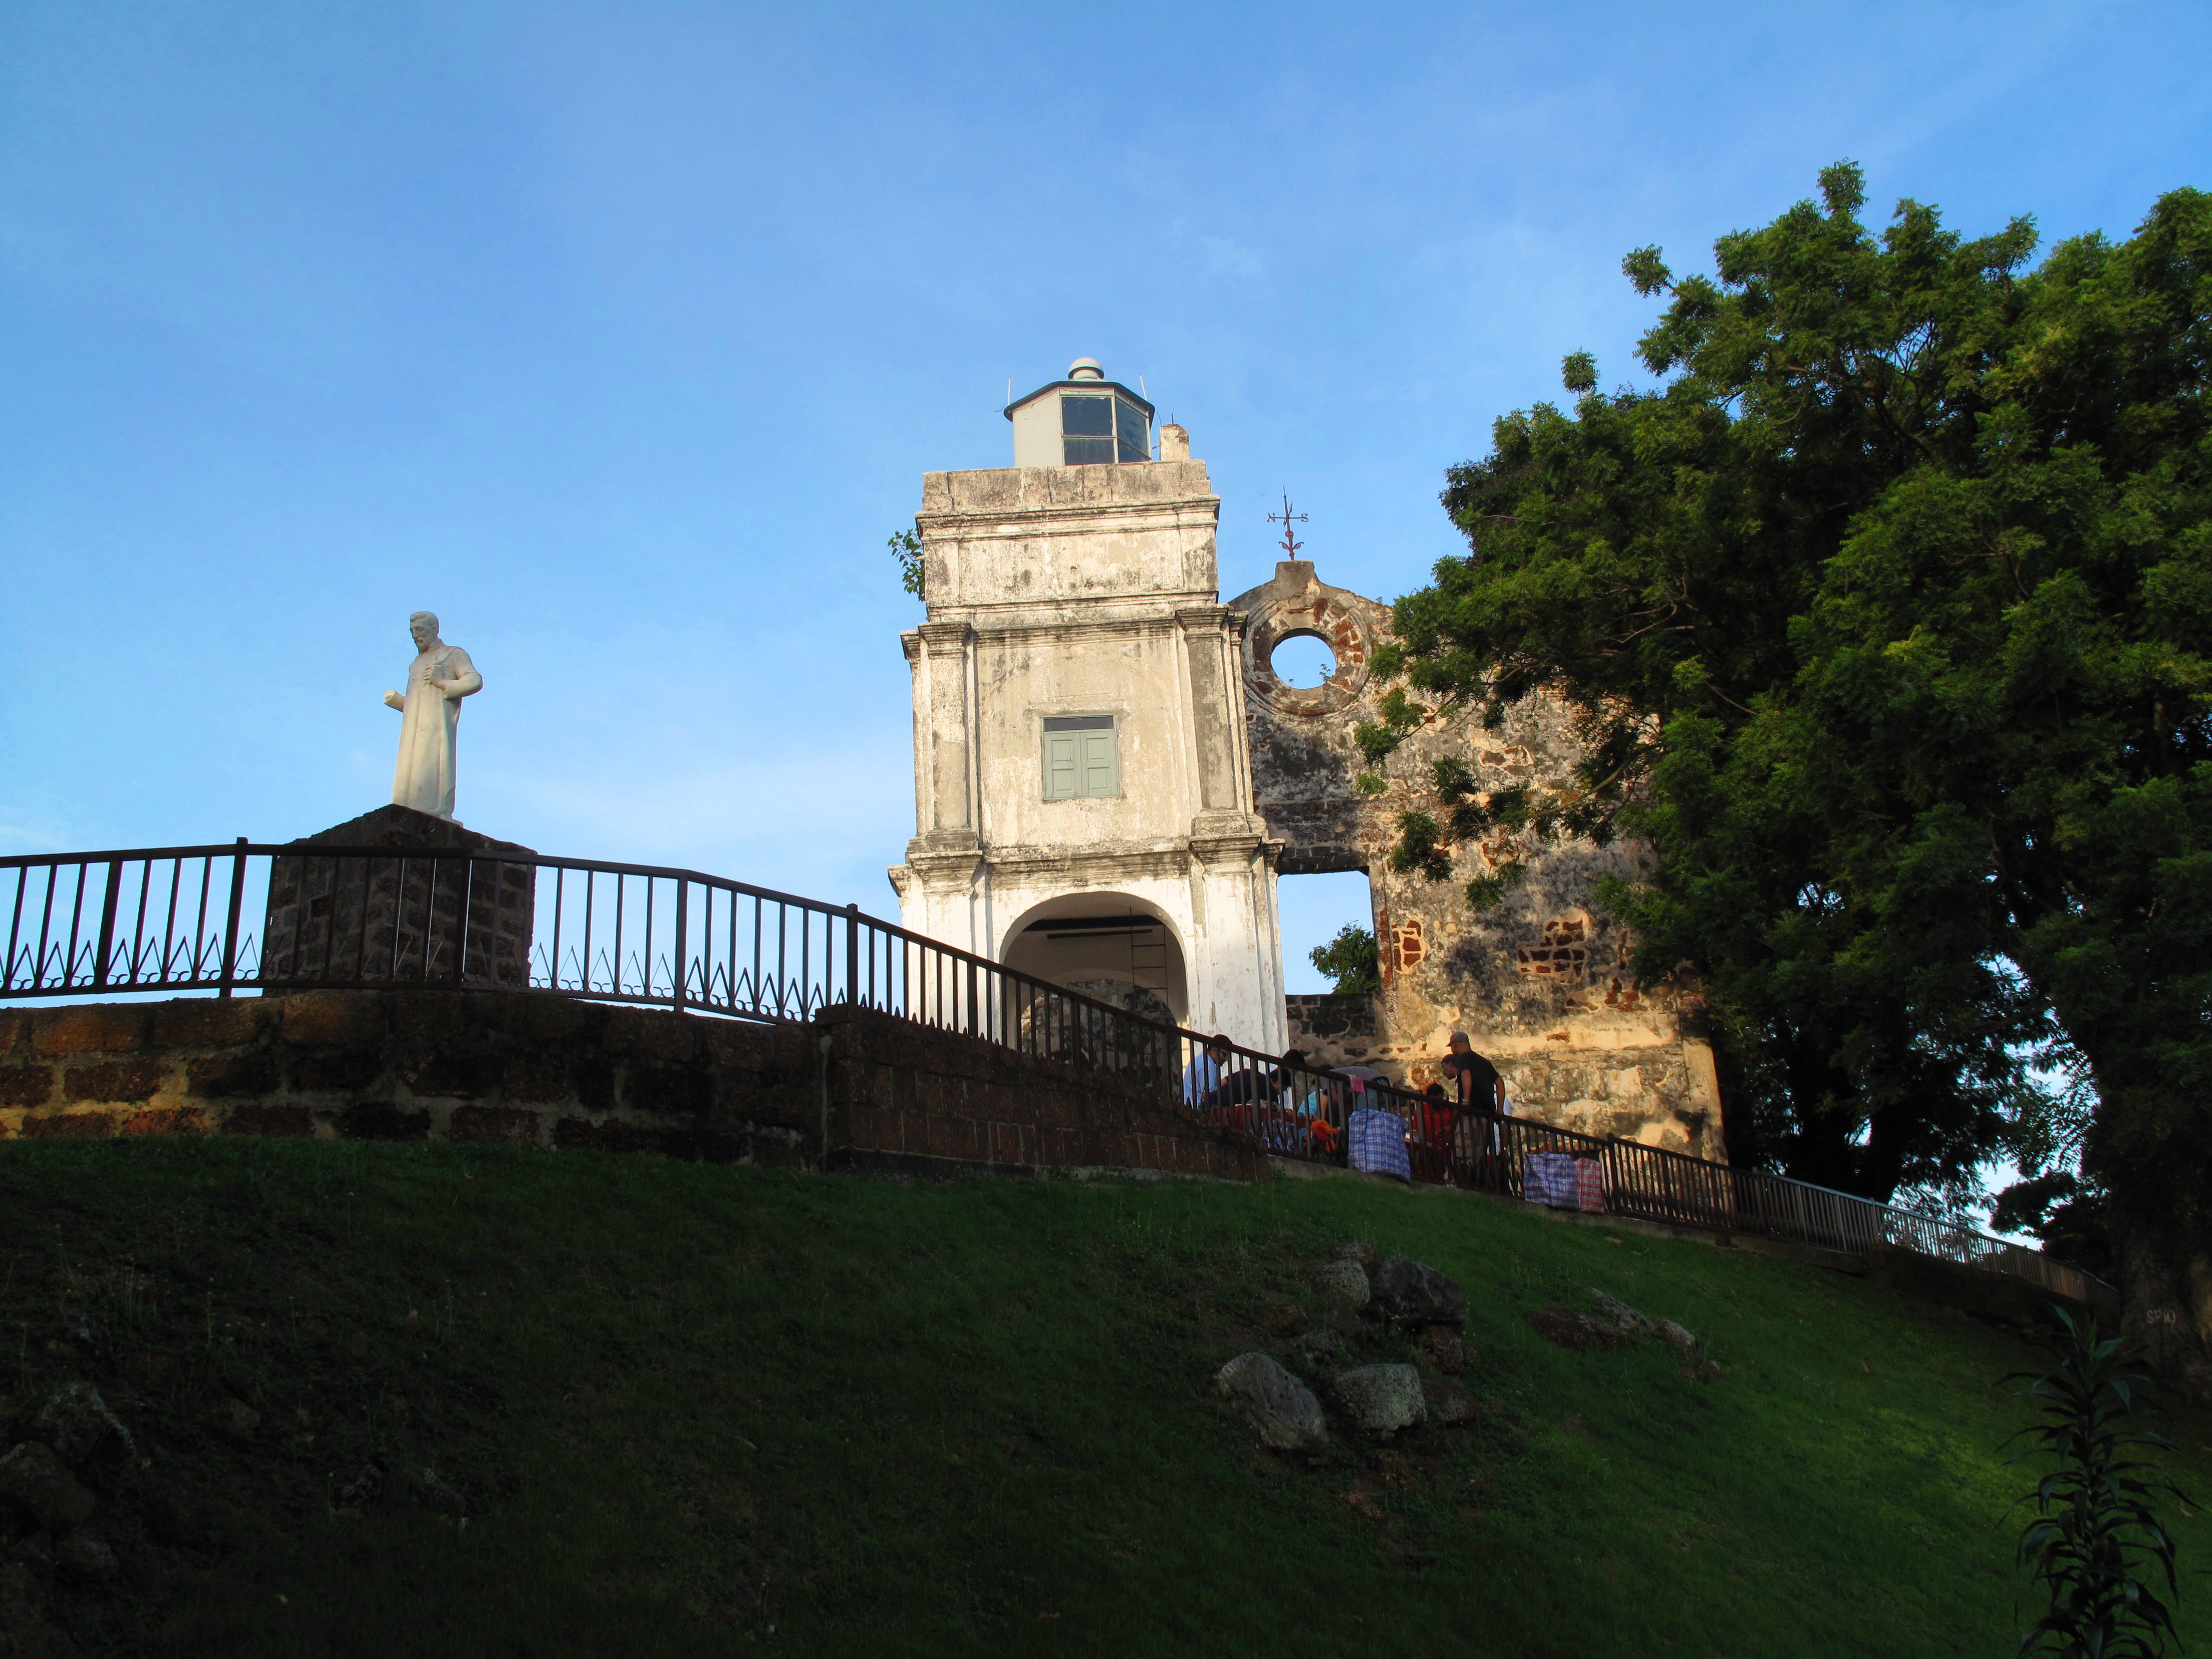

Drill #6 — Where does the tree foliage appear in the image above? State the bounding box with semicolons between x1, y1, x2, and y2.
1369;166;2211;1305
1308;924;1381;997
890;527;924;599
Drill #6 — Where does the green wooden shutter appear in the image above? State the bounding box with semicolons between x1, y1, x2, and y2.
1081;730;1117;798
1044;733;1080;799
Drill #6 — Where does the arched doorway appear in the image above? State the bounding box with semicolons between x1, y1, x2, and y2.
999;893;1189;1029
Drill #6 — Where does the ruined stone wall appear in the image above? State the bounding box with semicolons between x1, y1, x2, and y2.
1231;560;1724;1158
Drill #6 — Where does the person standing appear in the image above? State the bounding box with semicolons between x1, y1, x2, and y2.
1441;1031;1506;1114
1418;1082;1456;1183
1441;1031;1508;1185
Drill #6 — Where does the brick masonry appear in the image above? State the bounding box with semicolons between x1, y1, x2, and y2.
0;992;1267;1182
818;1005;1265;1181
260;804;535;989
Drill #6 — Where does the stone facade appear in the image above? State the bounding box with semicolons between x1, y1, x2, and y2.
1232;560;1724;1156
0;993;1266;1182
888;433;1287;1053
260;805;534;989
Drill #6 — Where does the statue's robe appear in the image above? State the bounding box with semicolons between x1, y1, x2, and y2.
390;643;480;819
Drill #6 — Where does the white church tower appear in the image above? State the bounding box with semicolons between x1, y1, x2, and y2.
888;360;1288;1051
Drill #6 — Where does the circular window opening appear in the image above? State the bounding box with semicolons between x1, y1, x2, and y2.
1270;634;1336;688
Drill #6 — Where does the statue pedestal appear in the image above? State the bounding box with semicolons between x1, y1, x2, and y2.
260;806;537;990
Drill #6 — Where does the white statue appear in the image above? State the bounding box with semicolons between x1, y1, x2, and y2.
382;611;482;819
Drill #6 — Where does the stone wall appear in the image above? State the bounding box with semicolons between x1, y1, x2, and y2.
1283;992;1377;1053
0;993;818;1162
260;805;535;989
0;992;1265;1182
1230;558;1726;1158
821;1004;1265;1181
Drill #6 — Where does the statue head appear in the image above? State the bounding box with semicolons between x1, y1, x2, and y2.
409;611;440;651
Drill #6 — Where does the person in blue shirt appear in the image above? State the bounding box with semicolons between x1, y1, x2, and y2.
1182;1033;1233;1109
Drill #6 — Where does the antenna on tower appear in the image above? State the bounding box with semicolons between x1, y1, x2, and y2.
1268;492;1309;560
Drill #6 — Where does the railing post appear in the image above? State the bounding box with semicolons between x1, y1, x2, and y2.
845;902;860;1007
91;860;122;990
218;838;248;998
672;880;689;1015
451;859;470;987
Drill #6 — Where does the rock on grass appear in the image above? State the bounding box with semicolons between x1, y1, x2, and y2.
1421;1375;1477;1425
1418;1326;1466;1373
1526;1307;1632;1352
31;1383;135;1469
0;1442;97;1532
1370;1259;1466;1327
1332;1365;1426;1437
1214;1353;1329;1451
56;1526;117;1581
1589;1290;1654;1338
1315;1260;1370;1309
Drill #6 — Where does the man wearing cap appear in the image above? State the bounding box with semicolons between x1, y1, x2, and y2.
1441;1031;1506;1114
1441;1031;1508;1185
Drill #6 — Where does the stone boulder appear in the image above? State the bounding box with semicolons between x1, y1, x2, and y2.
1214;1353;1329;1451
31;1382;135;1468
1419;1326;1467;1374
1332;1364;1427;1437
0;1443;97;1532
407;1466;470;1517
1370;1258;1466;1327
56;1525;117;1581
1331;1241;1378;1266
1658;1319;1698;1350
1589;1290;1654;1338
1293;1326;1345;1363
1526;1306;1633;1351
1316;1260;1371;1310
1422;1374;1477;1425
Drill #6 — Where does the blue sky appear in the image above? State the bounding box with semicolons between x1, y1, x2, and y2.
4;0;2205;993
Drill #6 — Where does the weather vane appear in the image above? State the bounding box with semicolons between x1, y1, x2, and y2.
1268;492;1308;560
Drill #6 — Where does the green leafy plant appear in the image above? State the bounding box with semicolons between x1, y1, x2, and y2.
1307;924;1380;996
890;527;924;599
2007;1308;2193;1656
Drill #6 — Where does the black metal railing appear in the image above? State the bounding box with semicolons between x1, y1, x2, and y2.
1;841;2104;1305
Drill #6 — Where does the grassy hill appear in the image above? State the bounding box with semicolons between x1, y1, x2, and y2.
1;1137;2205;1657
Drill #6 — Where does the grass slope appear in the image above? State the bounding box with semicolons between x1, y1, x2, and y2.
1;1139;2205;1657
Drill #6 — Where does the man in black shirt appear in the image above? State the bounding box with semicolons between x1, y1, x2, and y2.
1441;1031;1505;1114
1440;1032;1508;1188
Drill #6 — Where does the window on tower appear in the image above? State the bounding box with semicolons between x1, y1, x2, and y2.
1115;398;1149;461
1060;395;1151;465
1041;714;1119;799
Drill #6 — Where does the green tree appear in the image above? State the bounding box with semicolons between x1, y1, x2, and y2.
1308;924;1381;997
1369;166;2211;1379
